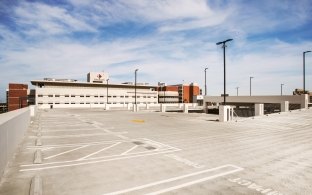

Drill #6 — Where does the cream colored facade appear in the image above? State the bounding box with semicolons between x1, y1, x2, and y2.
31;80;158;109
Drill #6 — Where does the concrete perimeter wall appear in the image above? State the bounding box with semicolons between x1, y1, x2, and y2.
204;95;308;109
0;107;30;178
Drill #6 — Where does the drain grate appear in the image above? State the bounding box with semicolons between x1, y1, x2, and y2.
145;146;156;150
132;141;144;145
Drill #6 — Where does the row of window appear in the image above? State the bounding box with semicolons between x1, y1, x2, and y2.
37;95;157;98
38;102;158;105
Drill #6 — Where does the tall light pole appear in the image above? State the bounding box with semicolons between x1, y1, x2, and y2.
216;39;233;105
106;79;109;104
236;87;239;96
281;83;284;96
250;76;254;96
134;69;138;111
204;67;208;96
303;51;311;94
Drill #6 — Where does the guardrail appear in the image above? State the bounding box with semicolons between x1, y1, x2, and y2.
0;107;30;178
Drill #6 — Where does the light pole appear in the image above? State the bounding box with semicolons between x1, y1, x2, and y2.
106;79;109;104
134;69;138;111
303;51;311;94
250;76;254;96
281;83;284;96
204;67;208;96
236;87;239;96
216;39;233;105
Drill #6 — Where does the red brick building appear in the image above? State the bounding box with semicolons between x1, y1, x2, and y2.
158;83;200;103
7;83;28;111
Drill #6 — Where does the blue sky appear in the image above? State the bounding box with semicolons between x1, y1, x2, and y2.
0;0;312;102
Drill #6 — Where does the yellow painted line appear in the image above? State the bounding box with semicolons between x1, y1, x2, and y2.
131;119;145;123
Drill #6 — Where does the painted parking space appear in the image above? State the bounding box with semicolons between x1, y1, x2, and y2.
20;138;180;172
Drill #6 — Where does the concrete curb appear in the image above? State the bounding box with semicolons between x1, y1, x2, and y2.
34;150;42;164
29;175;43;195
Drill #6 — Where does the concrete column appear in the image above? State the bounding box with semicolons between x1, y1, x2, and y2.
133;105;139;112
231;107;234;119
146;103;149;110
106;104;110;110
161;104;166;112
219;105;231;122
281;101;289;112
30;105;36;117
179;103;183;109
183;104;188;113
300;94;308;109
203;102;208;114
127;103;131;110
254;103;264;116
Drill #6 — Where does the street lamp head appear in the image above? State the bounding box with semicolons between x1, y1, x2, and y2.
250;76;254;79
205;67;208;71
216;39;233;45
225;39;233;43
304;51;311;54
135;69;139;72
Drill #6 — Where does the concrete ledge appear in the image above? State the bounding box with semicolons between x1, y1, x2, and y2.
0;107;30;178
35;138;42;146
33;150;42;164
29;175;43;195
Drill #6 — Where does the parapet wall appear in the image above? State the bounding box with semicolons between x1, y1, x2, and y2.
0;107;30;178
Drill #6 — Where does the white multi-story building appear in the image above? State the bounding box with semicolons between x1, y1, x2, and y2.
31;72;158;109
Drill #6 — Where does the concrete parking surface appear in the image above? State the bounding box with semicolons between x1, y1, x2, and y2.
1;108;312;195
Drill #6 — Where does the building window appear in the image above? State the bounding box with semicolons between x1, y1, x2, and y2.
86;95;90;98
48;95;53;97
80;95;84;97
125;96;129;98
38;102;43;105
71;102;75;104
55;102;60;104
48;102;53;105
80;102;84;104
113;96;117;98
55;95;60;97
65;95;69;97
65;102;69;104
71;95;75;97
95;95;98;98
100;102;104;104
86;102;90;104
94;102;98;104
38;95;43;97
100;95;104;98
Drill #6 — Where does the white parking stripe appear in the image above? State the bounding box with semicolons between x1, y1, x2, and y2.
44;145;89;160
102;164;243;195
121;145;138;155
79;142;121;160
20;150;179;172
146;168;243;195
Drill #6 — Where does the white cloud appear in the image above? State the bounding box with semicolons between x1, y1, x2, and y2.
13;2;96;35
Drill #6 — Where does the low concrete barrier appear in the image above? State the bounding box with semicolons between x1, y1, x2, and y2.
0;107;30;178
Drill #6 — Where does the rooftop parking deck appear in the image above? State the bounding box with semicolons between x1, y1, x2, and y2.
0;108;312;195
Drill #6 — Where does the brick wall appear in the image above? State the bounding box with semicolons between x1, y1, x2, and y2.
8;83;28;111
